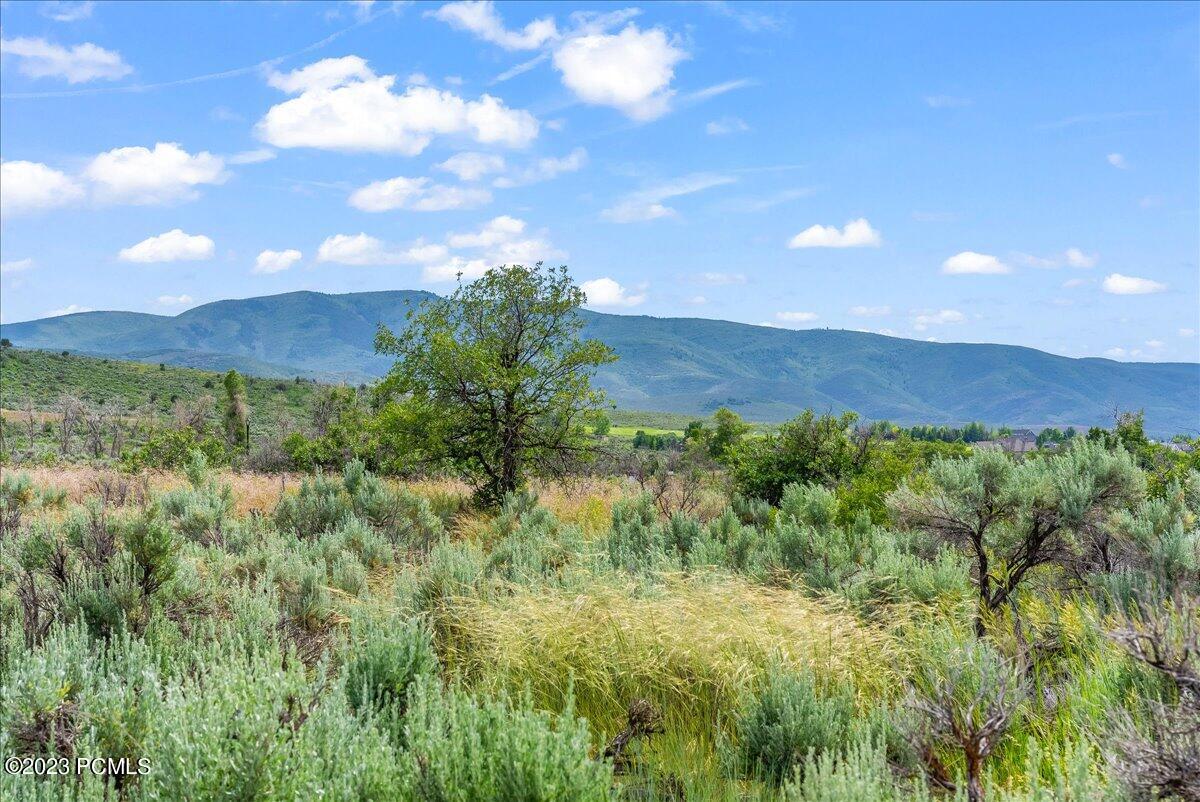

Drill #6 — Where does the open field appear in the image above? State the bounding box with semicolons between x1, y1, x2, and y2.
2;439;1195;800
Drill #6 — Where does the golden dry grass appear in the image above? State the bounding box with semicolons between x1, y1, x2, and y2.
437;572;909;740
2;465;643;524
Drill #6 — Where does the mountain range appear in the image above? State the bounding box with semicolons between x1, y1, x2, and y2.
3;290;1197;435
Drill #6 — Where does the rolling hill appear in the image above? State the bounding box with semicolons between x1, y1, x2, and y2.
3;290;1197;434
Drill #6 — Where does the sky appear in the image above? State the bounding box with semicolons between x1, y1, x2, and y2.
1;0;1197;363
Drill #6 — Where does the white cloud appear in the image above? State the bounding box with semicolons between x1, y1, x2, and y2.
1179;328;1196;338
788;218;882;249
156;294;194;307
1102;273;1166;295
254;249;303;274
581;277;646;307
602;173;734;223
422;257;491;283
493;147;587;187
316;233;450;266
266;55;375;93
1106;152;1128;169
848;305;890;317
43;304;92;317
85;142;228;205
1062;278;1089;289
775;311;818;323
705;116;749;136
436;152;507;181
693;271;745;285
258;56;539;155
348;176;492;212
228;148;276;165
0;35;130;83
447;215;526;248
1104;347;1144;359
0;258;35;275
430;1;558;50
912;309;965;331
941;251;1010;275
40;2;96;22
118;229;215;263
1064;247;1096;268
683;295;707;306
923;95;971;108
1145;339;1164;348
553;24;686;121
0;160;85;216
1014;247;1097;269
316;233;397;265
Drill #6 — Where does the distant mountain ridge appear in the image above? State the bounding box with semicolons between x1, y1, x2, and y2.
4;290;1197;434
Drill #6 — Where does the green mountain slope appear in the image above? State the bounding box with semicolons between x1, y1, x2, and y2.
4;290;1197;434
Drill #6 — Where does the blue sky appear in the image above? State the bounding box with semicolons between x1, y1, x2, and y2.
1;0;1197;363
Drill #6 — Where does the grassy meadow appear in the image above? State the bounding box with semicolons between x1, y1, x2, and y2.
0;342;1196;801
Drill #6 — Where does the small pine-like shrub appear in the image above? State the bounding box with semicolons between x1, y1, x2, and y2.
399;678;615;801
344;618;437;719
730;669;856;786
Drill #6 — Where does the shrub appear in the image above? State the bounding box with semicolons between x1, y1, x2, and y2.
399;678;615;801
344;618;437;719
730;669;856;786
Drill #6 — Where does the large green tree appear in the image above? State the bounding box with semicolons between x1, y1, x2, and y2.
375;264;616;505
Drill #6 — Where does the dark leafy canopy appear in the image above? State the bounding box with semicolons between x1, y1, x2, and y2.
729;411;874;505
374;264;617;506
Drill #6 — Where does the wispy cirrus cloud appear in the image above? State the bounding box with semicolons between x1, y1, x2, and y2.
602;172;735;222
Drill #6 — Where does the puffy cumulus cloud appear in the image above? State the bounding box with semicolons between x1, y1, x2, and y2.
1145;339;1165;349
85;142;228;205
436;152;507;181
254;249;303;274
788;218;882;249
1;258;35;275
581;277;646;307
775;311;818;324
316;233;449;267
0;160;85;216
429;1;558;50
1106;152;1128;169
848;305;890;317
911;309;965;331
118;229;215;263
1179;328;1196;338
348;176;492;212
257;56;538;155
156;294;194;307
493;147;587;188
1102;273;1166;295
553;25;686;121
447;215;526;248
267;55;375;93
683;295;707;306
705;116;750;136
602;173;734;223
43;304;93;317
940;251;1010;275
316;233;397;265
0;35;131;83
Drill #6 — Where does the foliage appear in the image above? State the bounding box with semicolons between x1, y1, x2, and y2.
374;264;617;506
730;410;873;505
